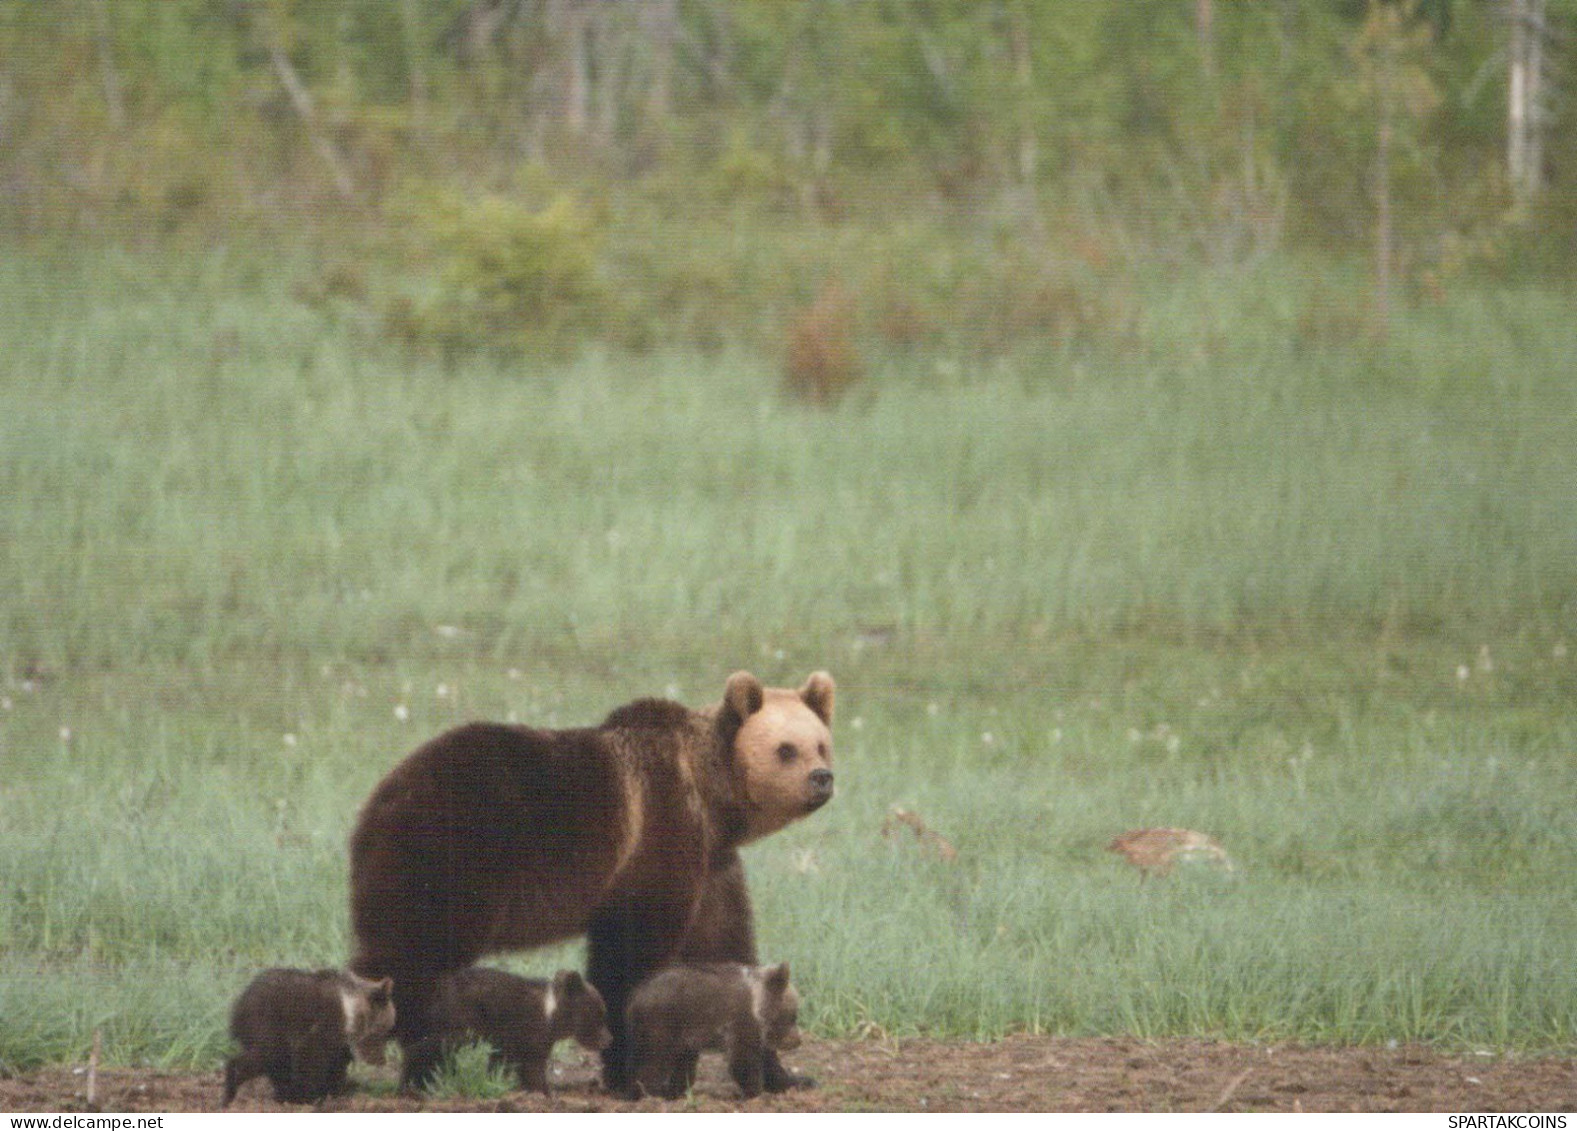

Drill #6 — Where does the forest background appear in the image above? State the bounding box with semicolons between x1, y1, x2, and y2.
4;0;1574;353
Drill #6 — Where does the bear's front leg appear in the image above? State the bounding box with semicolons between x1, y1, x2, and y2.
726;1031;768;1100
679;852;814;1093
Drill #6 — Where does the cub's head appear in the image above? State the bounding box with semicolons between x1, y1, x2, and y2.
336;970;395;1065
750;962;802;1052
549;969;613;1051
722;671;835;843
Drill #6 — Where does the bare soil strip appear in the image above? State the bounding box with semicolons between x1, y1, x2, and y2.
5;1036;1574;1113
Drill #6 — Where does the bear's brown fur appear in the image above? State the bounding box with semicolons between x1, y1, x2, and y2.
401;967;612;1092
222;968;394;1106
626;962;801;1099
349;670;834;1094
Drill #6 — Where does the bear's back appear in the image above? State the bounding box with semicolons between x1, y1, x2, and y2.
351;722;636;872
628;963;751;1049
231;969;342;1051
349;716;718;965
433;967;546;1035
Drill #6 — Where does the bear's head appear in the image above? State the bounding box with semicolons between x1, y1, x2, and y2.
336;970;395;1065
548;968;613;1051
751;962;802;1052
722;671;835;842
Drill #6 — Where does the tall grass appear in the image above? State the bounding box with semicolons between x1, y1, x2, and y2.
1;248;1575;1071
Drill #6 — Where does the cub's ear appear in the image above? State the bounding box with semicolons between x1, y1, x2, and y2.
799;671;835;725
763;962;791;996
724;671;765;721
553;969;586;994
376;977;393;996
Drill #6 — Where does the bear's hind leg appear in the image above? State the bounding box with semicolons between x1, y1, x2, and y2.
668;1050;700;1096
398;1034;449;1093
587;904;691;1097
222;1052;262;1106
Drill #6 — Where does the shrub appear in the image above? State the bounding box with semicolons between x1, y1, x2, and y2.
394;192;605;358
783;281;862;405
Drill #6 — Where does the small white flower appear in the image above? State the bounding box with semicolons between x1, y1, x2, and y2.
850;716;864;731
926;702;939;717
394;704;410;722
434;624;461;639
981;731;995;745
58;726;72;743
282;733;297;747
790;848;820;875
1456;665;1470;683
1554;641;1568;661
436;683;451;699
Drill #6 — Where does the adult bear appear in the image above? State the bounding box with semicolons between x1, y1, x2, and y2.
348;670;834;1094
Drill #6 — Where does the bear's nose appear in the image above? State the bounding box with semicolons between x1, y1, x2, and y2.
809;768;834;793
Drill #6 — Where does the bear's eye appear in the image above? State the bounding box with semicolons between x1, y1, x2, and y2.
776;742;798;764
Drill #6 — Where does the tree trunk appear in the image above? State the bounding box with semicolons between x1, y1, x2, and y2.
551;0;591;137
1195;0;1216;84
1373;4;1394;340
269;46;358;202
1507;0;1547;210
1008;0;1036;186
592;4;626;150
93;0;124;131
400;0;428;136
640;0;677;135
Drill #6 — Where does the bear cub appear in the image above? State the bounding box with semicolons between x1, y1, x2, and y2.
626;962;801;1100
223;967;395;1106
402;967;613;1093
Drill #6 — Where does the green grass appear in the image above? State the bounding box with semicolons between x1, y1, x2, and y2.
1;247;1575;1072
421;1043;519;1101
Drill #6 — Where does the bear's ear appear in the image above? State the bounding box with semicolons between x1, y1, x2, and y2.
553;969;585;995
763;962;790;996
799;671;835;725
724;671;765;721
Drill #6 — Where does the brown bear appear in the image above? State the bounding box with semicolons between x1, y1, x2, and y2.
222;967;395;1106
401;967;612;1093
626;961;802;1100
349;670;834;1095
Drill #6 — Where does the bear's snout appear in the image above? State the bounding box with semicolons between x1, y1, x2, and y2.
807;768;834;805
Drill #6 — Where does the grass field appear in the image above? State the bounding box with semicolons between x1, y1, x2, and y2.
1;247;1575;1075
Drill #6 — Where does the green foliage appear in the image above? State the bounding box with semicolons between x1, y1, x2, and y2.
424;1043;518;1101
2;0;1573;287
393;192;605;358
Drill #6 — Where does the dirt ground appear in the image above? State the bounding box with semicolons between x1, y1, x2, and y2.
4;1036;1574;1113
